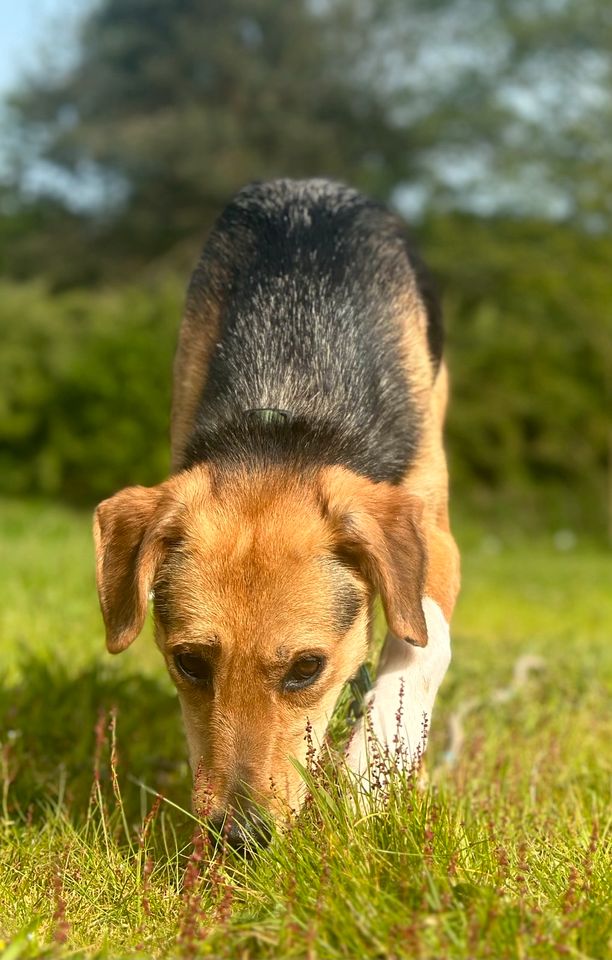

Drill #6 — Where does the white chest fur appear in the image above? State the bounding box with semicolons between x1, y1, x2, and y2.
347;597;451;780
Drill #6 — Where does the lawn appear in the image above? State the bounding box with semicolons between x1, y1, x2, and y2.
0;498;610;959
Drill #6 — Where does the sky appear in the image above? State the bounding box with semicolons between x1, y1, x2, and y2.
0;0;81;97
0;0;606;222
0;0;94;198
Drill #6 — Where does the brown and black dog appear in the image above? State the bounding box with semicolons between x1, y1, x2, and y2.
94;179;460;850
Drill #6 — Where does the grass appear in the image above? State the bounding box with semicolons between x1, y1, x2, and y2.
0;497;610;959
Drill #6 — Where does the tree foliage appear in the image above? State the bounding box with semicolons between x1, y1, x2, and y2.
425;215;612;534
1;216;609;536
7;0;417;279
1;0;610;534
4;0;612;283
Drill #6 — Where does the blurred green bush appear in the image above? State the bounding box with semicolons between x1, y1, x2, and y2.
425;216;611;537
0;215;609;537
0;280;177;502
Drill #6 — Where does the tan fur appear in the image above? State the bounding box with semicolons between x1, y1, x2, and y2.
94;483;171;653
400;361;460;621
93;459;439;815
396;292;437;414
94;245;459;823
171;295;221;471
160;470;366;813
320;466;429;646
390;289;460;620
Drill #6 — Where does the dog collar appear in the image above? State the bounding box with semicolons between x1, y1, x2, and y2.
244;408;291;425
347;663;374;722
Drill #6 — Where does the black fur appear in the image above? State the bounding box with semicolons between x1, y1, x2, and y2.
332;579;363;635
181;179;442;483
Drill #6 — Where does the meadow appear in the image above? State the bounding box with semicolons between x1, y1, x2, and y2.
0;498;610;959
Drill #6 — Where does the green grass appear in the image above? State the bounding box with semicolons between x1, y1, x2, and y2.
0;498;610;959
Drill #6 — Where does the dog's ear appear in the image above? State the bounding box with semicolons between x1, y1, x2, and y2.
320;466;428;647
93;483;175;653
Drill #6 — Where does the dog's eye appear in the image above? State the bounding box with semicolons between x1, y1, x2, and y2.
283;655;324;691
174;652;213;687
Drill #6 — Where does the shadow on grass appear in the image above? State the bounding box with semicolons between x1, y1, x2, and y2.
1;654;192;824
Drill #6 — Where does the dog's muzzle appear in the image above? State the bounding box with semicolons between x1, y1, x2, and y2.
208;808;272;855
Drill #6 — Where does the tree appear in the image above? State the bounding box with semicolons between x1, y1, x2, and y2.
4;0;611;283
5;0;418;279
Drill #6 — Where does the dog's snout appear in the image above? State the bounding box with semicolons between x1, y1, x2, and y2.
208;813;246;851
208;809;272;854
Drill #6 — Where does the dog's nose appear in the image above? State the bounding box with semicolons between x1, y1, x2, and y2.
208;813;245;850
208;810;271;854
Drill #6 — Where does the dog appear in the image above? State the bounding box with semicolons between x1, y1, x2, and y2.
93;179;460;851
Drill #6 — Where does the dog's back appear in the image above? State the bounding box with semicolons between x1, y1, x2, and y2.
95;179;460;824
174;179;442;482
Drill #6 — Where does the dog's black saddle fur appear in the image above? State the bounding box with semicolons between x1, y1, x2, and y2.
181;179;442;484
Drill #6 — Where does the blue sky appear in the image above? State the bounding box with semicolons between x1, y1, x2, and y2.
0;1;603;221
0;0;103;205
0;0;82;96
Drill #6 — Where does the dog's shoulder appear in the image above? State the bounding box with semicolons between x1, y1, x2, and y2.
188;178;442;370
181;179;443;483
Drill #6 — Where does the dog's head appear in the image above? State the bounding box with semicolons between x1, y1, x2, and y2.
93;464;427;848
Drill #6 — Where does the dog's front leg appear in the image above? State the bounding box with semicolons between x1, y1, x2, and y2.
346;597;451;781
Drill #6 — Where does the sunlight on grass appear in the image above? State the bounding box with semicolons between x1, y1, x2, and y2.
1;499;610;958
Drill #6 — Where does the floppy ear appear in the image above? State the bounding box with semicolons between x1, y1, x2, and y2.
320;467;429;647
93;484;171;654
